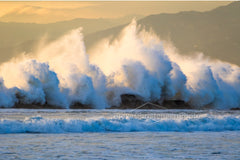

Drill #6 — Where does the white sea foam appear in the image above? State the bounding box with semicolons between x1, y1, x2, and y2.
1;114;240;133
0;20;240;109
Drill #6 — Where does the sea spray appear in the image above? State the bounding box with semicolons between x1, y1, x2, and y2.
0;59;68;107
0;78;16;107
164;44;240;109
90;20;175;106
36;28;108;108
0;20;240;109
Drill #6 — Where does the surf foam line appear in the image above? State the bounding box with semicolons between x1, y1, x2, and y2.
0;20;240;109
1;116;240;133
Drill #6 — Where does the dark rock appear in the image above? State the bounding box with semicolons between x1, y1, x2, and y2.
119;94;145;109
230;107;240;110
70;102;92;109
7;94;192;109
13;103;63;109
110;94;192;109
162;99;192;109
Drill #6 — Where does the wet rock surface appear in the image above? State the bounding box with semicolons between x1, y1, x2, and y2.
3;94;202;110
111;94;192;109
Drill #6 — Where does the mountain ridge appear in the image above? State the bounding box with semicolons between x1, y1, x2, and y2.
0;2;239;65
0;16;142;63
85;2;240;66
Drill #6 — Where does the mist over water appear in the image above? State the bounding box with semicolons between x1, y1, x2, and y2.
0;20;240;109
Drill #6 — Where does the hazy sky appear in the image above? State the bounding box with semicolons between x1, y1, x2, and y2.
0;1;232;23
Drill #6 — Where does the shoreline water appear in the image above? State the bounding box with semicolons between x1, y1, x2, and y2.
1;109;240;134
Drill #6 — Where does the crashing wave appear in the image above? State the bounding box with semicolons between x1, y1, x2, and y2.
1;115;240;133
0;20;240;109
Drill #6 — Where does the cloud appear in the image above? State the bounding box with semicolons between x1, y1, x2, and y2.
16;6;49;15
0;2;231;23
0;2;99;23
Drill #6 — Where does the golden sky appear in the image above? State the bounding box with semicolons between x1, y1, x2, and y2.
0;1;232;23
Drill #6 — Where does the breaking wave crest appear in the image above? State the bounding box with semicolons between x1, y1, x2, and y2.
0;20;240;109
1;115;240;133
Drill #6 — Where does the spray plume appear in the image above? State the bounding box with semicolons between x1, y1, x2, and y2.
0;20;239;109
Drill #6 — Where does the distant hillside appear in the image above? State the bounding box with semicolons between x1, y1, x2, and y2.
1;2;239;65
0;16;142;63
85;2;240;66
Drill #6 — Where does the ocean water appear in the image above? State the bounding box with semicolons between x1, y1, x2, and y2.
0;109;240;159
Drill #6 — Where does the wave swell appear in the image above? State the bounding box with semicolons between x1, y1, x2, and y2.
1;115;240;133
